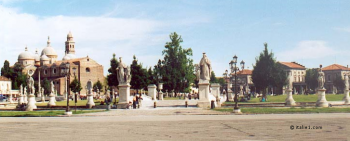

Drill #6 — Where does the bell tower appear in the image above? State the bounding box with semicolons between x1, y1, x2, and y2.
65;31;75;54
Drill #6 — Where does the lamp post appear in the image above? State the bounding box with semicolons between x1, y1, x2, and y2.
62;62;75;115
231;55;241;113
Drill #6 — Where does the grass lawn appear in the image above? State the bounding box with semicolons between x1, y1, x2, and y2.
224;94;345;104
36;98;119;106
0;110;105;117
214;107;350;114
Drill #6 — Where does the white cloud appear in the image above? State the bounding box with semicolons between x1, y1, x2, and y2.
276;40;338;61
0;5;167;75
334;27;350;33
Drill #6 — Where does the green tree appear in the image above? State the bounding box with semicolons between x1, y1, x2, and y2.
252;43;287;98
107;53;119;89
93;79;103;92
42;78;51;95
210;71;218;83
11;63;27;89
1;60;13;78
305;68;318;92
161;32;195;93
130;55;148;94
145;67;156;90
333;75;345;93
70;76;82;93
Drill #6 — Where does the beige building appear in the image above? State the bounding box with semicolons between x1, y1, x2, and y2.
16;32;105;96
322;64;350;93
278;62;306;94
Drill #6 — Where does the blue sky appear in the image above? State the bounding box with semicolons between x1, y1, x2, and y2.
1;0;350;76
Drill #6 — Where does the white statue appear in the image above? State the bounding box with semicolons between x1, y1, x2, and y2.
20;85;23;95
116;57;131;84
199;53;211;81
87;80;93;94
50;81;55;94
287;71;293;90
318;69;325;89
195;64;200;80
41;87;44;96
345;74;349;90
24;87;27;95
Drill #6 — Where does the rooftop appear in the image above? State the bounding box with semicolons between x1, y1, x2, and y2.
0;76;11;81
322;64;350;71
278;62;305;69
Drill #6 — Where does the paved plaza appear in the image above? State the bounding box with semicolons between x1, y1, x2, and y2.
0;108;349;141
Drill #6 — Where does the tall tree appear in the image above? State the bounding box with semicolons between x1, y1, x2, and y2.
252;43;286;98
93;79;103;92
1;60;13;78
42;78;51;95
161;32;195;93
70;76;82;93
107;53;119;89
145;67;156;90
11;63;27;89
130;55;148;94
305;68;318;92
210;71;218;83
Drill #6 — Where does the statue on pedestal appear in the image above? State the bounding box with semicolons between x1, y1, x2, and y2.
20;85;23;95
199;53;211;81
345;74;349;91
50;81;55;94
287;71;293;90
116;57;131;84
318;69;325;89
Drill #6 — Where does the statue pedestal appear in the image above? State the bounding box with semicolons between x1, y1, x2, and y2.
344;89;350;104
117;84;131;109
47;93;56;107
228;92;234;101
86;94;95;109
147;84;157;100
216;97;221;108
211;83;220;98
285;89;296;106
24;94;28;104
17;95;24;108
316;89;328;107
9;94;13;103
197;81;210;108
159;91;163;100
25;94;37;111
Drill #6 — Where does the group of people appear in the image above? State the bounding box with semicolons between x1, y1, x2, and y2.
129;94;143;109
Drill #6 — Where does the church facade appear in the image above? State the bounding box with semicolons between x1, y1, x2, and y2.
16;32;105;96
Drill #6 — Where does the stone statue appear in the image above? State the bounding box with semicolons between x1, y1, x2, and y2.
345;74;349;90
318;69;325;89
20;85;23;95
116;57;131;84
24;87;27;95
26;75;34;94
287;71;293;90
41;87;44;96
199;53;211;81
50;81;55;94
87;80;93;94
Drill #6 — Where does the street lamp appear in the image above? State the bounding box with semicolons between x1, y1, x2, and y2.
62;62;75;115
240;60;245;70
232;55;241;113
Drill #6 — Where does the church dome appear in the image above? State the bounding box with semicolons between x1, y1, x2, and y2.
41;36;58;57
67;31;73;38
40;53;49;61
18;47;35;60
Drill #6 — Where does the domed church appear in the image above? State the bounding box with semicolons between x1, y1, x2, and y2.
17;32;105;96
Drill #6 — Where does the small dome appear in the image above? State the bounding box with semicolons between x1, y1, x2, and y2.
34;49;40;62
18;47;35;60
62;53;76;61
67;31;73;38
40;53;49;61
41;36;58;57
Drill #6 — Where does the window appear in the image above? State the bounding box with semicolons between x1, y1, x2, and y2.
53;68;57;74
44;69;48;75
328;75;331;81
86;68;90;73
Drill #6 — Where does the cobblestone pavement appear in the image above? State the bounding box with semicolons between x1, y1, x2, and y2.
0;110;349;141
